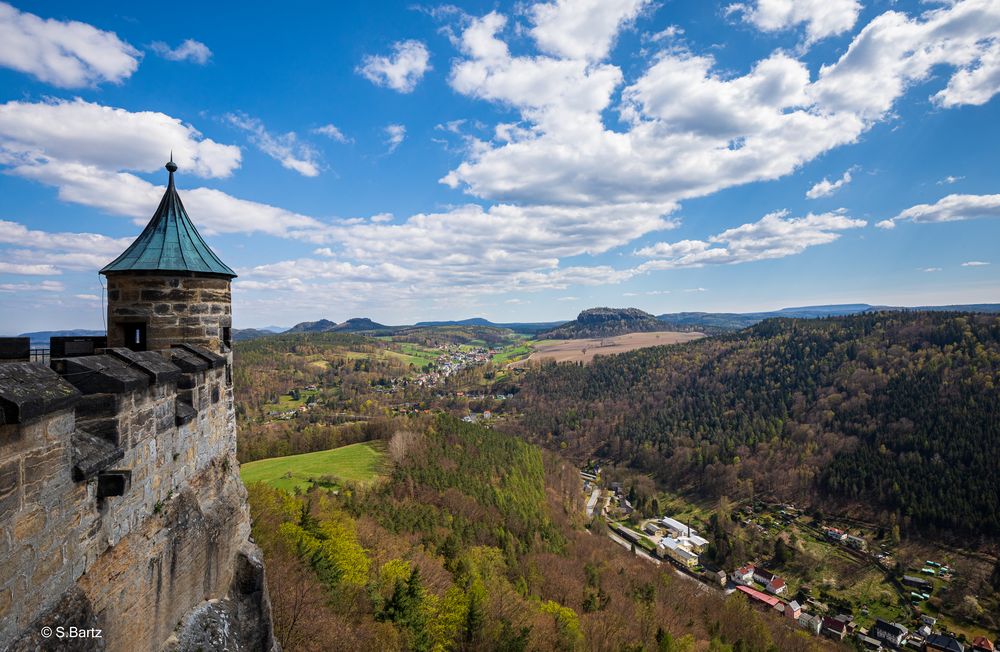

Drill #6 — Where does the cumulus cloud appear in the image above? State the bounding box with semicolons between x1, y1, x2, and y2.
813;1;1000;118
226;113;321;177
0;102;324;238
727;0;862;44
0;2;140;87
806;169;853;199
0;219;132;271
443;1;1000;213
150;39;212;64
0;98;241;178
529;0;650;61
313;124;351;143
0;261;60;275
358;40;431;93
934;40;1000;107
0;280;63;292
636;210;866;269
876;194;1000;229
384;124;406;152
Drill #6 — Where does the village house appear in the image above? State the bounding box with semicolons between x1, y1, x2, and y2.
798;613;823;636
784;600;802;620
753;567;776;585
735;585;781;612
924;633;965;652
971;636;995;652
845;534;867;551
904;575;934;593
732;564;755;585
822;617;848;641
765;576;787;595
657;537;699;568
872;619;908;649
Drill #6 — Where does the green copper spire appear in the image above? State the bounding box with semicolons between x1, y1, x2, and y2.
100;159;237;278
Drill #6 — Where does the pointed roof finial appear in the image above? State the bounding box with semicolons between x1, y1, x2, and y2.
165;150;178;174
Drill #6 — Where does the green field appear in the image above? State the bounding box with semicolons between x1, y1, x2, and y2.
240;441;386;492
264;388;319;412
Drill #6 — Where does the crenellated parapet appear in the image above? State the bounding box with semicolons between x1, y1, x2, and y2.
0;346;274;652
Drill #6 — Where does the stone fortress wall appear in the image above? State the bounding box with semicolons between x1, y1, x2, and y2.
0;343;276;651
105;275;233;352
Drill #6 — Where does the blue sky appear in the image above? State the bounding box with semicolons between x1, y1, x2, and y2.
0;0;998;332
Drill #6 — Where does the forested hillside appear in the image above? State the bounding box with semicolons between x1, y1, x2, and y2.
508;312;1000;537
247;415;829;651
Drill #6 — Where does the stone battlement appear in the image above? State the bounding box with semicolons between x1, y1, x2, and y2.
0;345;276;651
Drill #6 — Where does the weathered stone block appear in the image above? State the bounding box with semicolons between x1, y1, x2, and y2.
0;458;20;520
31;548;63;587
0;364;80;425
52;356;149;395
14;507;45;542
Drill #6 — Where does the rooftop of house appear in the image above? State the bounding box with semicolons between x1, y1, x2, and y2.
100;157;237;279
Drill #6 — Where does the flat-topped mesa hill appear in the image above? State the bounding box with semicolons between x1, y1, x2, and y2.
541;307;671;339
287;317;388;333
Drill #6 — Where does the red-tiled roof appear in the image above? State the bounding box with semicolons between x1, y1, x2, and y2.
973;636;995;651
736;585;781;607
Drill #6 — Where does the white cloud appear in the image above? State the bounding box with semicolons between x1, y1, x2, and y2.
529;0;650;61
637;210;866;269
384;124;406;152
443;1;1000;213
0;2;140;87
938;175;964;185
962;261;990;267
813;1;1000;118
0;98;241;178
226;113;321;177
358;40;431;93
74;293;100;300
806;169;853;199
0;219;132;271
922;267;942;273
728;0;862;43
0;280;63;292
150;39;211;64
313;124;351;143
934;40;1000;107
0;261;60;275
557;296;579;301
877;194;1000;229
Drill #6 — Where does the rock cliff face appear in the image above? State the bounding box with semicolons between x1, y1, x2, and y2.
541;307;669;339
0;349;278;652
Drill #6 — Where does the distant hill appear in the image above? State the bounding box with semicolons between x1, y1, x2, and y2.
232;328;277;342
415;317;567;334
657;303;1000;333
17;329;104;346
541;307;671;339
331;317;388;332
285;319;339;333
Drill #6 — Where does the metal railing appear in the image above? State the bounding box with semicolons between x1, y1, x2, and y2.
30;348;50;364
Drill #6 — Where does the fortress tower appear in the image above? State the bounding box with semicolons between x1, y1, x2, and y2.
101;157;236;353
0;159;275;651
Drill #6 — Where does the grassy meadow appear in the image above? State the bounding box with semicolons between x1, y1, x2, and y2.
241;441;386;493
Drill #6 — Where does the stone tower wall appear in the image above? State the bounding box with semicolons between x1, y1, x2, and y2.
105;275;232;352
0;347;275;651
